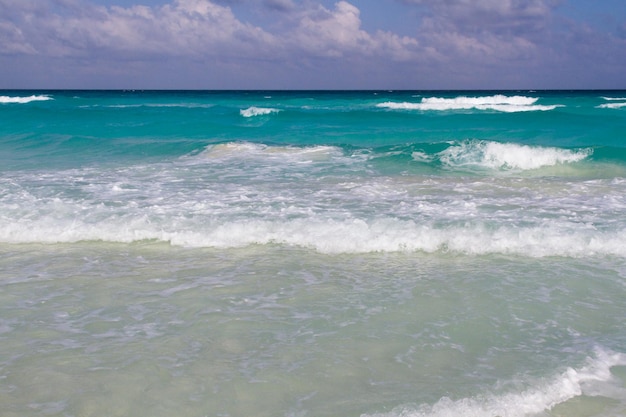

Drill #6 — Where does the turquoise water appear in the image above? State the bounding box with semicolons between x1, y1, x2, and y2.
1;90;626;416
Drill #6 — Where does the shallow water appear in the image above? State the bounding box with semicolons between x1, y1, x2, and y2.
1;243;625;416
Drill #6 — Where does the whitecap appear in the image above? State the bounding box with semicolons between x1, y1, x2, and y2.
194;142;344;164
377;95;561;112
0;94;53;104
240;106;280;117
597;102;626;109
438;140;591;171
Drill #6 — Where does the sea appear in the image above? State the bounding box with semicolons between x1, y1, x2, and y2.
1;90;626;417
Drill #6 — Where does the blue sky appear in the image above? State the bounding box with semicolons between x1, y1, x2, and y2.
1;0;625;89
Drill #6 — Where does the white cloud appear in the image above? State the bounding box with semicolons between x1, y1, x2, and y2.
290;1;373;57
0;21;37;54
405;0;558;65
0;0;279;59
0;0;426;65
282;1;422;61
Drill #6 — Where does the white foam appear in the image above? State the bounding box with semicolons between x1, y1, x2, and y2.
436;140;591;171
597;102;626;109
377;95;561;112
196;142;344;164
365;347;626;417
0;94;52;104
411;151;432;163
240;106;280;117
0;142;620;258
601;97;626;101
3;214;626;257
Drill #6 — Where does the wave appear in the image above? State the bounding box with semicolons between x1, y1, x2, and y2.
597;102;626;109
426;140;592;171
366;347;626;417
195;140;592;173
195;142;345;163
0;139;620;256
597;97;626;109
240;106;281;117
0;94;52;104
3;215;626;257
104;103;214;109
377;95;561;112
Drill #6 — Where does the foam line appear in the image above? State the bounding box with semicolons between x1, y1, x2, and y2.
597;102;626;109
377;95;561;112
2;217;626;257
240;106;280;117
366;348;626;417
0;95;52;104
435;140;592;171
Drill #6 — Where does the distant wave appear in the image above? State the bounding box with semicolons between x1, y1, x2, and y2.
102;103;214;109
597;97;626;109
240;106;280;117
377;95;561;112
597;102;626;109
0;94;52;104
429;140;592;171
366;347;626;417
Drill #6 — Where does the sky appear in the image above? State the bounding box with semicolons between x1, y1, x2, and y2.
1;0;625;89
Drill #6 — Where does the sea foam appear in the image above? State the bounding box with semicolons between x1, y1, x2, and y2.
366;347;626;417
0;94;52;104
240;106;280;117
2;215;626;257
597;102;626;109
377;95;560;112
596;97;626;109
434;140;592;171
195;142;346;165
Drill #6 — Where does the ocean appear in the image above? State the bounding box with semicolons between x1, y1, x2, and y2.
1;90;626;417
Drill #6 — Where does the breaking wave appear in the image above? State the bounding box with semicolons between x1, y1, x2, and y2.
597;97;626;109
2;215;626;257
240;106;281;117
196;142;345;164
366;347;626;417
377;95;561;112
598;102;626;109
430;140;592;171
0;94;53;104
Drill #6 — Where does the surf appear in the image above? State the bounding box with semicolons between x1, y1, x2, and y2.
432;140;592;171
240;106;281;117
0;94;53;104
3;202;626;257
376;94;562;112
366;348;626;417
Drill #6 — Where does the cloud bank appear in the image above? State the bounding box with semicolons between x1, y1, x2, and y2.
0;0;624;89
